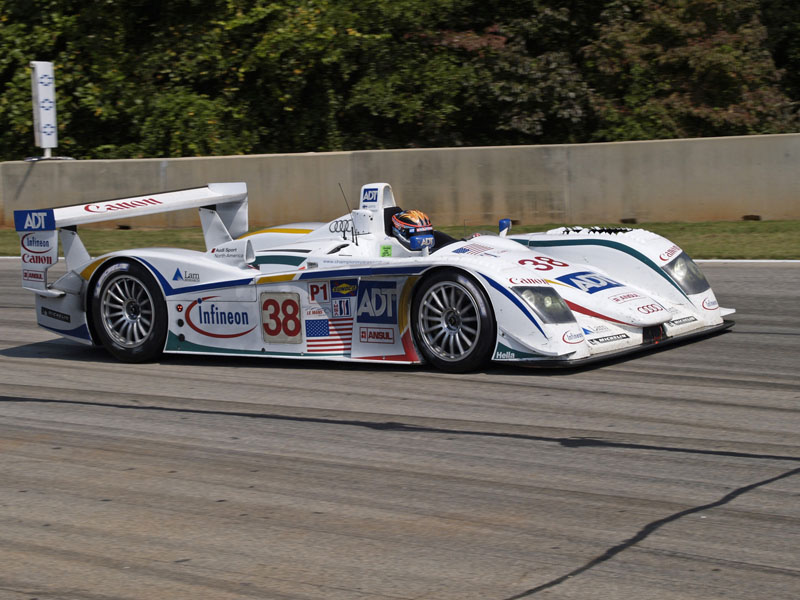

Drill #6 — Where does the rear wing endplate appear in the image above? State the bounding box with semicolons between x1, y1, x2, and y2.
14;183;248;295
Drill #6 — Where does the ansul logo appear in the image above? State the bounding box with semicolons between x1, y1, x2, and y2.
359;327;394;344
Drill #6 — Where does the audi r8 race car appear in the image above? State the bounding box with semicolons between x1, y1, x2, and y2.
15;182;734;372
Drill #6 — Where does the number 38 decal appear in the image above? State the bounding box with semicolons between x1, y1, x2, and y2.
518;256;570;271
260;292;302;344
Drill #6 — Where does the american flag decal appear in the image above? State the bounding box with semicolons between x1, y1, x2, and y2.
452;243;493;255
305;317;353;353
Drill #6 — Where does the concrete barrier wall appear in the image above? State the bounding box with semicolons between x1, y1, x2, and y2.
2;133;799;229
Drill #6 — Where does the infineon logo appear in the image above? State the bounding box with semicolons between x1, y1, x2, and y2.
185;296;256;338
21;232;52;253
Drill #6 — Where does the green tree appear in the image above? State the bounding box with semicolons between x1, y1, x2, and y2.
0;0;257;158
761;0;800;102
583;0;798;140
1;0;798;160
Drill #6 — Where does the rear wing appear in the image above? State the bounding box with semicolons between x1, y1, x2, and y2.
14;183;248;295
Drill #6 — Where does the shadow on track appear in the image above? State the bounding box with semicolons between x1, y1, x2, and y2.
1;326;733;378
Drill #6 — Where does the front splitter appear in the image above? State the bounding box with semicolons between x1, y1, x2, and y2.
505;320;735;369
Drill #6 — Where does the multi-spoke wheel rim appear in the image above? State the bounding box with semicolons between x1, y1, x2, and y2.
100;274;155;348
417;281;481;362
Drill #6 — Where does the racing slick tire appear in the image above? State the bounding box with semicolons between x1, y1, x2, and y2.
90;260;168;363
411;270;496;373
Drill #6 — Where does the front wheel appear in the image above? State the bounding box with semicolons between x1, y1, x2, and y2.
90;260;167;362
411;270;495;372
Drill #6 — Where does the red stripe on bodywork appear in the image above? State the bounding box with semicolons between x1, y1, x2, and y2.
359;330;420;362
565;300;633;326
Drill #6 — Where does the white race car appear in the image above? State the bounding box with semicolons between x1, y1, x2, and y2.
15;182;734;372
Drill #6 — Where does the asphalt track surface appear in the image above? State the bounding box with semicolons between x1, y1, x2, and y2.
0;259;798;600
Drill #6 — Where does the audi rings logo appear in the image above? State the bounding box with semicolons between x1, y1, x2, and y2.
637;303;664;314
329;219;353;233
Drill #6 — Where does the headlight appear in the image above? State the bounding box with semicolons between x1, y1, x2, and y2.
513;286;576;324
662;252;710;295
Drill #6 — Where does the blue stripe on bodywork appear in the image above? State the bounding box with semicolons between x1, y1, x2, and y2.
478;273;546;336
140;259;427;296
41;322;92;341
138;258;254;297
512;238;688;299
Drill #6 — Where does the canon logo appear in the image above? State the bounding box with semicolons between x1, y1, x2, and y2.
22;254;54;264
84;197;163;213
509;277;549;285
659;245;681;262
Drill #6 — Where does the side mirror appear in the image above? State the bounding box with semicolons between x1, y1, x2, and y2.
499;218;512;237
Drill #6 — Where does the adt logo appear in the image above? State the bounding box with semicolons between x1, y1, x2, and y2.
357;281;397;324
14;209;55;231
557;271;622;294
361;188;379;203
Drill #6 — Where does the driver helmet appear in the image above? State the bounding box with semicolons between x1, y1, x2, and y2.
391;209;434;250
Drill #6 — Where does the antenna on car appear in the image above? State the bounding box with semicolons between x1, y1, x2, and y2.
338;182;358;246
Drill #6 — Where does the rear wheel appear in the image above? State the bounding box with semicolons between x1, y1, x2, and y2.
411;270;495;372
91;261;167;362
